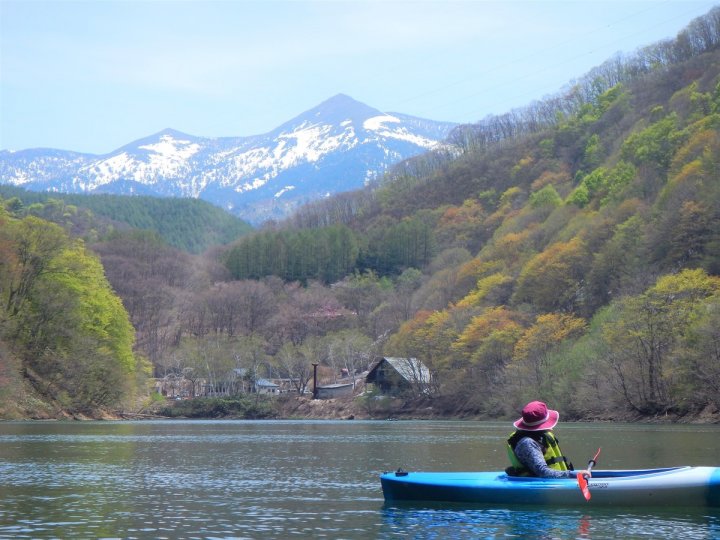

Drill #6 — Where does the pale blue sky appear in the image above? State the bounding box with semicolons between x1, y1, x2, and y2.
1;0;717;154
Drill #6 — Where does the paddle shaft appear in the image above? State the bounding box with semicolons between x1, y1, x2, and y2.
587;447;601;473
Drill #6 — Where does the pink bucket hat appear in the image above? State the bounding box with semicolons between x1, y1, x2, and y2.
513;401;559;431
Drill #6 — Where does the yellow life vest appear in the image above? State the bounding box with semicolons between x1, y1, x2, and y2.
506;430;570;476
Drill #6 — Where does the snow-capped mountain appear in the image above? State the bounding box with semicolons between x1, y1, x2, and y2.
0;95;456;225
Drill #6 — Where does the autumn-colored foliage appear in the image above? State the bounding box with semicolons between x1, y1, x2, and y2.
4;7;720;419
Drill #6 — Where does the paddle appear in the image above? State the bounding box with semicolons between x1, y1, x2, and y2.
577;447;601;501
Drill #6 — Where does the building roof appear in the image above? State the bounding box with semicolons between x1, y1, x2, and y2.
369;357;431;384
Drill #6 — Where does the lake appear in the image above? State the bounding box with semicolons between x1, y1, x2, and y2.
0;420;718;539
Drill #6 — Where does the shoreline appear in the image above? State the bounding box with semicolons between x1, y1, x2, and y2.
5;395;720;424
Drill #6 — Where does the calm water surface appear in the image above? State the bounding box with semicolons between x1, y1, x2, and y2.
0;420;718;539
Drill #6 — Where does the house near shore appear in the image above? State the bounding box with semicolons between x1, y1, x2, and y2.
155;371;282;398
255;378;281;394
365;357;431;395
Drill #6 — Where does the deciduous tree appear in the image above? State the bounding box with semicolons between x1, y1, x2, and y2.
599;269;720;414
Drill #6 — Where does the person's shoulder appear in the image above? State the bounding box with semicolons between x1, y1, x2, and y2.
514;436;536;449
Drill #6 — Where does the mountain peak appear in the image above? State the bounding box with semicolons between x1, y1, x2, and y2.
318;93;372;110
0;95;456;225
156;128;195;139
115;128;201;155
280;94;383;129
144;128;199;143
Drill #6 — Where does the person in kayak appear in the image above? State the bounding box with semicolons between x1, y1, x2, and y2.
506;400;592;479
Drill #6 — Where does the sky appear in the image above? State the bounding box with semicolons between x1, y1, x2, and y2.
1;0;718;155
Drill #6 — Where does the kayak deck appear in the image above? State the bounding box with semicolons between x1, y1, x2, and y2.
380;467;720;507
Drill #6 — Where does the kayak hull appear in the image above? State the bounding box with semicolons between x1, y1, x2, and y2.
380;467;720;507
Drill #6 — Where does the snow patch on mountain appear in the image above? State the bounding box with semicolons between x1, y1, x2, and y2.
224;147;275;184
363;114;400;130
275;186;295;198
277;123;340;165
238;175;271;193
139;135;200;163
0;95;457;224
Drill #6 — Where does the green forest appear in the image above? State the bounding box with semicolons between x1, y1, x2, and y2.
0;210;147;417
1;8;720;421
0;187;252;253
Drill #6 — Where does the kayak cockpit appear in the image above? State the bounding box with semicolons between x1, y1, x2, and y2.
503;466;690;481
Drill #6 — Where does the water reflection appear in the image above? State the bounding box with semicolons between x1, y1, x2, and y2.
381;503;720;539
0;420;718;538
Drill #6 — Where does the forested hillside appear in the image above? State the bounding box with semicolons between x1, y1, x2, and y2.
2;8;720;420
219;8;720;419
0;186;252;253
0;208;147;418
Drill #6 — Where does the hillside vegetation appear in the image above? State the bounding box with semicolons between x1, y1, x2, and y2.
0;208;148;417
2;8;720;420
220;8;720;419
0;187;252;253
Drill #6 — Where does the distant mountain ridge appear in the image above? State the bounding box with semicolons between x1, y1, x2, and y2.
0;94;456;224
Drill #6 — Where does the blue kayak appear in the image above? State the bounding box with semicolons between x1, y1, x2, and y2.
380;467;720;507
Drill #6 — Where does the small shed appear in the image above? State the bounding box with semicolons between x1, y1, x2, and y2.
255;378;280;394
365;357;431;395
315;383;354;400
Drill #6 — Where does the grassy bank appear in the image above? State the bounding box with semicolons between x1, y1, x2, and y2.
156;395;278;419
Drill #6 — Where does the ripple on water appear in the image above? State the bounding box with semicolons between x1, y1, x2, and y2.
0;421;719;539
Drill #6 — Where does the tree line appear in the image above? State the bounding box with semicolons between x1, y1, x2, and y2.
0;186;252;253
224;215;435;283
273;7;720;233
217;10;720;418
2;7;720;420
